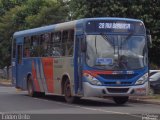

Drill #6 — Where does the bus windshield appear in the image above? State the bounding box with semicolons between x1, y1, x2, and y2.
86;34;147;70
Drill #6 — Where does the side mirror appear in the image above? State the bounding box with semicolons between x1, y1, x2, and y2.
147;35;152;46
146;29;152;47
81;36;87;52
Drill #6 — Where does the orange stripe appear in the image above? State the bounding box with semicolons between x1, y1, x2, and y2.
83;70;98;77
42;58;54;93
83;70;113;77
92;71;113;74
32;61;40;91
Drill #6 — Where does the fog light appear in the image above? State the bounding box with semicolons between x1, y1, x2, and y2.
135;88;146;94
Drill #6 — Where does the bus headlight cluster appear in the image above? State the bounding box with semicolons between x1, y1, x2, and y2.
84;73;102;86
135;73;148;85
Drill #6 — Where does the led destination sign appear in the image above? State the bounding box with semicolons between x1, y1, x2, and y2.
86;20;145;34
98;23;131;30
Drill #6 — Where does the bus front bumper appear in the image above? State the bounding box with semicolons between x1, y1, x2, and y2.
83;82;148;97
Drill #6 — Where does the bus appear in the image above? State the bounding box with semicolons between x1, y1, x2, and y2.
12;17;151;104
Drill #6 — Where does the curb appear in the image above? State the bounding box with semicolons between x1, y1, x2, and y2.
0;81;12;87
0;83;13;87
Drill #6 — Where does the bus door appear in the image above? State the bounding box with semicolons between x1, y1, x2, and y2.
11;39;16;85
75;35;84;94
16;41;23;88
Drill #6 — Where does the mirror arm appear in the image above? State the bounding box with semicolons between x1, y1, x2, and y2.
146;29;152;47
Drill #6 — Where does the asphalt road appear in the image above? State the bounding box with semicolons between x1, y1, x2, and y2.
0;85;160;120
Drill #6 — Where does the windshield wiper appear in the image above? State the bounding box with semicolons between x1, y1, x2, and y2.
95;35;98;54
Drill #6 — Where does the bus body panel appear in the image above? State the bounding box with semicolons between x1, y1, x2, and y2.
15;56;75;95
82;66;148;96
15;58;32;90
15;37;23;88
12;17;149;98
53;57;74;95
83;81;148;97
14;58;49;92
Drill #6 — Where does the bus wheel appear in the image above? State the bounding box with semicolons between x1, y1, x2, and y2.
64;79;75;103
27;77;36;97
113;96;129;105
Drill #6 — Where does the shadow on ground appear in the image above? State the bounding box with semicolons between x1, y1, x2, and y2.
24;94;129;107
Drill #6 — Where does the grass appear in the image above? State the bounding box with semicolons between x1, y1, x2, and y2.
152;95;160;99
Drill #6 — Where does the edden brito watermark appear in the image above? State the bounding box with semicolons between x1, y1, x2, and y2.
1;113;160;120
1;114;30;120
142;114;160;120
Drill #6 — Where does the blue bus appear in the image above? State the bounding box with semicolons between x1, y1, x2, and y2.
12;17;151;104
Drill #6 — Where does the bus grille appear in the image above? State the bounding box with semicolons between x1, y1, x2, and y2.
99;74;136;80
107;88;129;93
104;82;133;86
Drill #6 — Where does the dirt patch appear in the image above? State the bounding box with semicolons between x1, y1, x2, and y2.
0;79;12;86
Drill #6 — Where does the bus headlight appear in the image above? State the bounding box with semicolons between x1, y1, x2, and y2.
84;73;102;86
135;73;148;85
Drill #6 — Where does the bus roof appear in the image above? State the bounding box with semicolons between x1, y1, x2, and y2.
13;17;143;38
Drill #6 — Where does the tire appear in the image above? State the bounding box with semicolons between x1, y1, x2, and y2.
64;79;77;103
36;92;45;97
113;96;129;105
27;76;36;97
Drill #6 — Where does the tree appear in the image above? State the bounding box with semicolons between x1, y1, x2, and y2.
25;0;69;28
0;0;69;72
0;0;27;16
69;0;160;66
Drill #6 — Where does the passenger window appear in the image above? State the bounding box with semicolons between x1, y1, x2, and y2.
30;36;40;57
39;33;51;57
67;30;74;56
51;32;63;57
62;29;74;56
23;30;74;58
62;31;68;56
24;37;31;57
17;45;22;64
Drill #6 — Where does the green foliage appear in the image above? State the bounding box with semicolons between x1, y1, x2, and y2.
0;0;160;68
0;0;27;16
69;0;160;67
0;0;68;68
25;0;68;28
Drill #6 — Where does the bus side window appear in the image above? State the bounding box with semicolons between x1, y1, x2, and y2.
17;45;22;64
51;32;62;57
62;29;74;56
30;36;39;57
62;31;68;56
67;30;74;56
23;37;31;57
39;33;52;57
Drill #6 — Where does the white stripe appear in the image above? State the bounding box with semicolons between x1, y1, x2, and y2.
40;59;48;93
35;61;44;92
